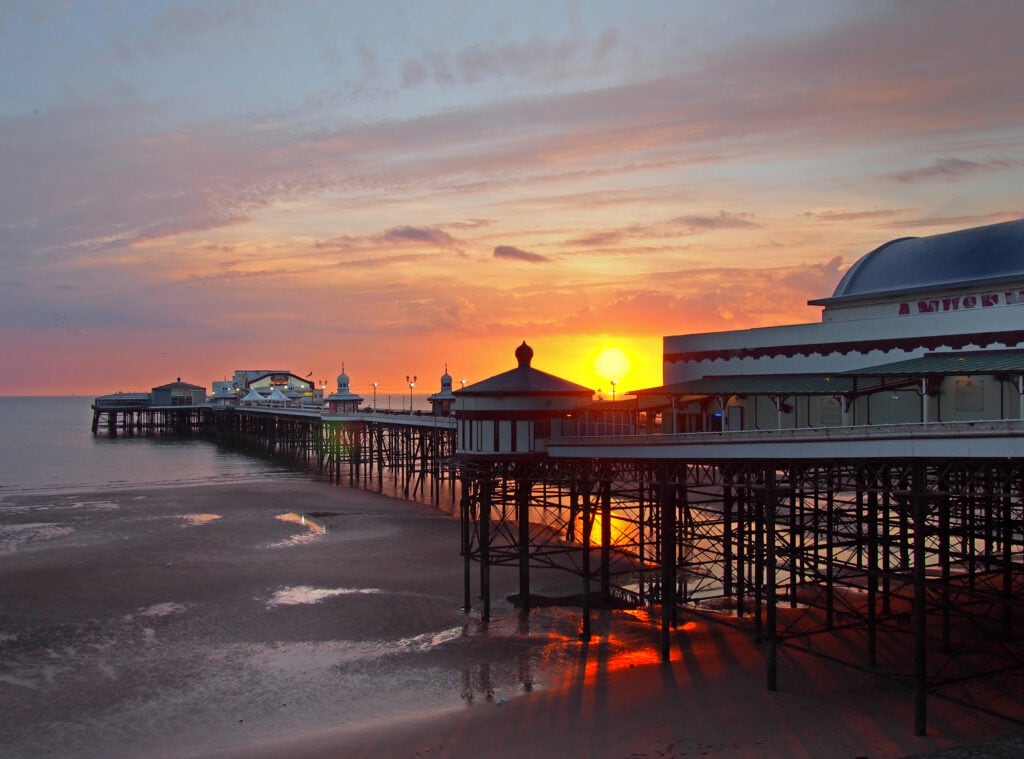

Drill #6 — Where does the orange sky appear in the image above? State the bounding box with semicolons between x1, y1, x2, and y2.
2;3;1022;397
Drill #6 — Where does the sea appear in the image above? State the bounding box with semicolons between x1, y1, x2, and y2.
0;396;305;497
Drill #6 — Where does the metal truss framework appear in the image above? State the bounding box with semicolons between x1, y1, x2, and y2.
458;455;1024;735
206;409;458;507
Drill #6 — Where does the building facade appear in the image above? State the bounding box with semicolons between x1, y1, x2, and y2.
656;219;1024;432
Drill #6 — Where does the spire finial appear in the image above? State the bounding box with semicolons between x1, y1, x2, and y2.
515;341;534;368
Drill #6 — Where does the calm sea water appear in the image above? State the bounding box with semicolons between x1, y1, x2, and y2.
0;396;304;497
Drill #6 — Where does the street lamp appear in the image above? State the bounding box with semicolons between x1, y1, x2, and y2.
611;379;617;401
372;382;378;410
460;378;466;390
406;375;417;412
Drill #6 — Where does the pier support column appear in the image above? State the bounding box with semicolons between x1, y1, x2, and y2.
581;476;593;641
600;475;612;605
765;467;778;692
517;474;532;613
461;476;472;613
912;461;928;736
660;465;677;662
867;484;879;669
480;476;492;623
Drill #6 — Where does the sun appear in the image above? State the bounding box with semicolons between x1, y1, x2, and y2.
594;347;631;383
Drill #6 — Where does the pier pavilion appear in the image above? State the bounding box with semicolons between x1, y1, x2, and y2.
324;365;363;413
427;366;457;416
657;218;1024;432
91;379;207;434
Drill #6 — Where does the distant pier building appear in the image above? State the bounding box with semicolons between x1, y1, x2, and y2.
325;366;363;414
427;366;457;416
92;378;207;433
213;369;322;407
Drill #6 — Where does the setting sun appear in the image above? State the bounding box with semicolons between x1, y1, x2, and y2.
594;347;630;383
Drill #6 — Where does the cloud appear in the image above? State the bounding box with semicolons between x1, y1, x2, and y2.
568;230;628;248
878;211;1024;230
807;209;912;222
382;226;460;248
887;157;1024;184
493;245;551;263
399;28;618;90
669;212;759;233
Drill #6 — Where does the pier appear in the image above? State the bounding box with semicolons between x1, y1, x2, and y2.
458;421;1024;736
91;393;1024;734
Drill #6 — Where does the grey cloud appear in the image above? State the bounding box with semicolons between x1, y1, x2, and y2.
568;230;627;247
879;211;1023;230
887;158;1024;184
383;226;459;248
670;212;759;232
808;209;911;222
493;245;551;263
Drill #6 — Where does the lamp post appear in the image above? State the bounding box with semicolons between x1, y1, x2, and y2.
611;379;617;401
406;375;417;412
460;378;466;390
372;382;378;410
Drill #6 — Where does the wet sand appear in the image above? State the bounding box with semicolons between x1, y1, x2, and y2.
1;480;1021;758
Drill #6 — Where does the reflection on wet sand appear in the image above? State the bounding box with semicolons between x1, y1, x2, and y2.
180;513;221;526
266;585;380;607
271;512;328;547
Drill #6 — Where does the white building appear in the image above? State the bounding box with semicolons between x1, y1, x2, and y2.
324;365;363;414
653;219;1024;432
427;366;457;416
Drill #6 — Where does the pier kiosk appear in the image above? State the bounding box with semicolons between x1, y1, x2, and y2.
454;341;593;621
324;366;363;414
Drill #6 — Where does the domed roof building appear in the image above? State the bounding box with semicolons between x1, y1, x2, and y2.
427;365;458;416
454;342;594;458
822;219;1024;307
325;365;363;414
656;218;1024;432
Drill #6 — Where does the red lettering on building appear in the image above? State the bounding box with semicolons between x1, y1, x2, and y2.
896;288;1019;315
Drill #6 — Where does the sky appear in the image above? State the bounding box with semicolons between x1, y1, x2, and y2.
2;1;1023;398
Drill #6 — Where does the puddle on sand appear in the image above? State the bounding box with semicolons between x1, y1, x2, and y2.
0;523;74;554
266;585;380;607
268;512;330;548
138;602;189;617
179;513;221;526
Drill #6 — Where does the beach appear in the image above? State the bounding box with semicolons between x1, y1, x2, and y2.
1;479;1021;758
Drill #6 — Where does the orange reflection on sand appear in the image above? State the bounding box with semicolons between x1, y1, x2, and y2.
179;513;221;526
543;628;670;681
588;513;636;547
276;512;327;533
